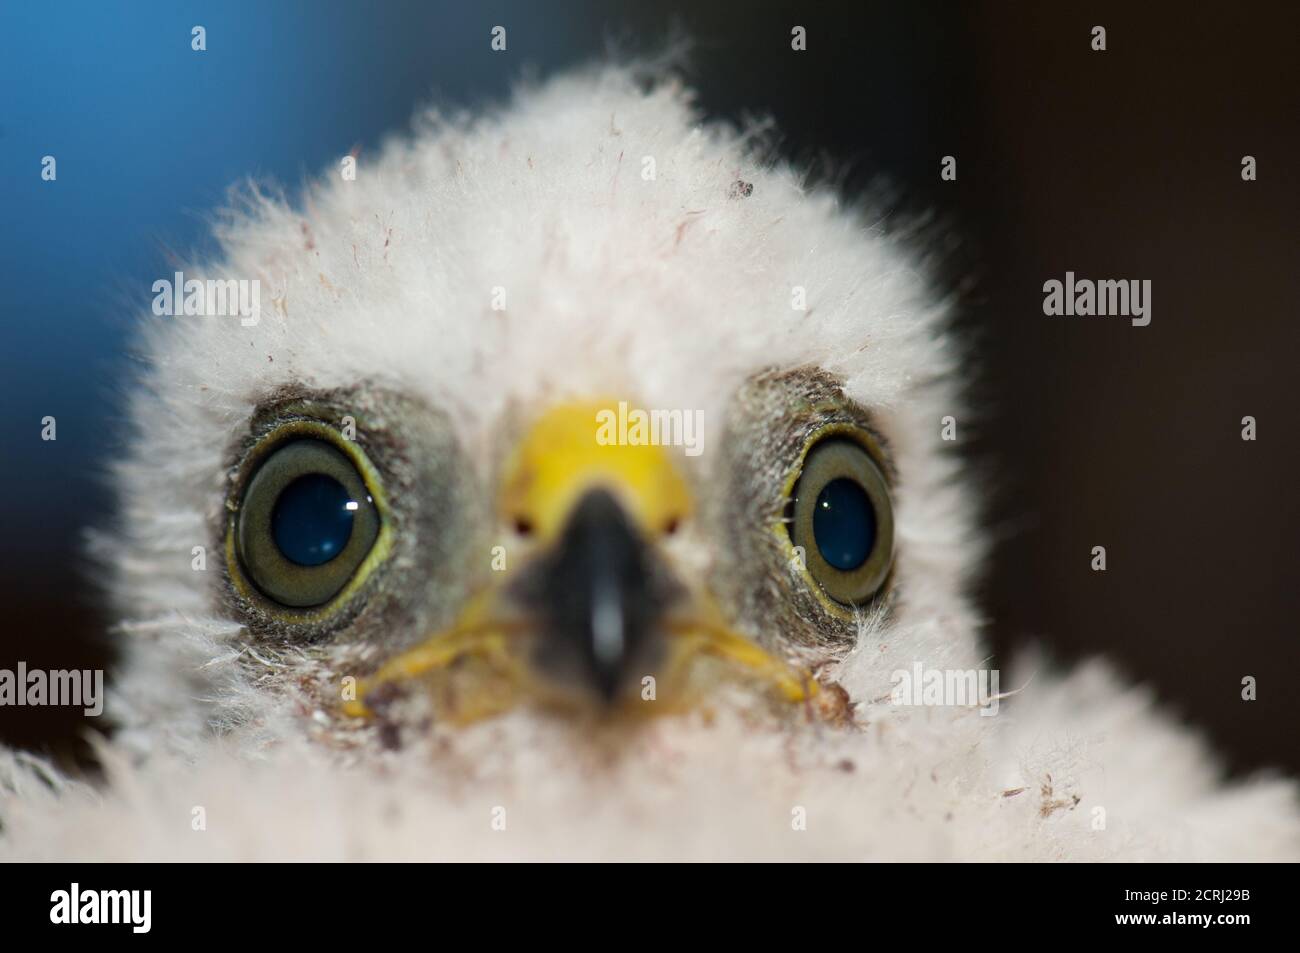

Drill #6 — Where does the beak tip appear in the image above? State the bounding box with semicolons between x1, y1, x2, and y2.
514;487;674;706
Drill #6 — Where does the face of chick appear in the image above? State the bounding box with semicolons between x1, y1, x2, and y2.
109;69;976;753
217;369;892;734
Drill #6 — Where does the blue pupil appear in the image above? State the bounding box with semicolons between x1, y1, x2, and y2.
271;473;356;567
812;478;876;571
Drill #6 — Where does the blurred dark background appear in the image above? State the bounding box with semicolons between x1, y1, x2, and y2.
2;2;1296;775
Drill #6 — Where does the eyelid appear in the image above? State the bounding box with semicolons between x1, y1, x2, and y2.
792;419;894;488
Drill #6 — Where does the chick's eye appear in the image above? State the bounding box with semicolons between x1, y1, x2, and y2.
789;437;894;606
236;439;381;608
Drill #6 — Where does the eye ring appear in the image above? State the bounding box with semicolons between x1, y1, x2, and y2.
225;420;392;620
787;433;894;607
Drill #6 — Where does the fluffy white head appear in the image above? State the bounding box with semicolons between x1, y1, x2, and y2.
107;64;976;751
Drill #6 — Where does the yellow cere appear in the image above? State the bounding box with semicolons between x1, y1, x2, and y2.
499;399;693;543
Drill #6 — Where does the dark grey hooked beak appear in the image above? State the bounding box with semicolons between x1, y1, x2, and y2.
509;488;682;703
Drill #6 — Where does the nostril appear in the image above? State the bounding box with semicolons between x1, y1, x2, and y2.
513;516;534;537
664;516;680;536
